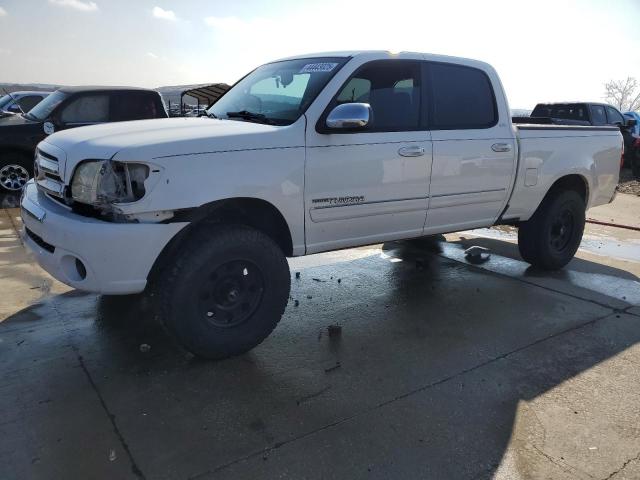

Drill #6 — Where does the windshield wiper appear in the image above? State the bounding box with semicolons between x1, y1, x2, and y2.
226;110;277;125
206;111;217;119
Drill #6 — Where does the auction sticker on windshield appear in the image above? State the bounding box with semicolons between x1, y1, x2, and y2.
299;63;338;73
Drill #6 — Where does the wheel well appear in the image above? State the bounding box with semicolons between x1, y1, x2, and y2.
547;174;588;205
0;146;33;162
147;198;294;284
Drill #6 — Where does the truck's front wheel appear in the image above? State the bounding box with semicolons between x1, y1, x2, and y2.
157;225;290;359
517;190;585;270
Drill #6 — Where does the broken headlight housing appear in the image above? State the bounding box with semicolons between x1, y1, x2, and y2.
71;160;149;206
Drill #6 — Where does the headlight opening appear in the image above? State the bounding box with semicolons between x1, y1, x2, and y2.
71;160;150;207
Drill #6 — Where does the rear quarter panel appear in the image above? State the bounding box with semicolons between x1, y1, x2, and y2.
503;127;622;221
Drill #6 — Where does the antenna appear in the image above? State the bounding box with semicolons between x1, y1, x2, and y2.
1;88;26;115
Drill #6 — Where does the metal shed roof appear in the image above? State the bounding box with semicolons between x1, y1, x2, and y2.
180;83;230;107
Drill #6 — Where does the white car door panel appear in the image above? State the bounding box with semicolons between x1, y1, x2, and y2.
424;136;516;233
305;136;432;253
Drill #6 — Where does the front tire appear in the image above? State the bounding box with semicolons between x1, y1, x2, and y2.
518;190;585;270
157;224;290;359
0;151;32;192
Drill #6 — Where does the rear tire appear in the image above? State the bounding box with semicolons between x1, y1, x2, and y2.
518;189;585;270
0;151;32;192
156;224;290;359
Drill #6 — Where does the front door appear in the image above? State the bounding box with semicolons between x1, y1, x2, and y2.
304;60;432;253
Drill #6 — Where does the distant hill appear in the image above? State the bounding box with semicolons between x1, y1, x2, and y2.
0;82;62;94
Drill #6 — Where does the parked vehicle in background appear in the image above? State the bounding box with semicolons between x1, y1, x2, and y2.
624;112;640;177
0;86;167;192
20;51;623;359
519;102;636;168
0;91;51;118
624;111;640;136
526;102;632;128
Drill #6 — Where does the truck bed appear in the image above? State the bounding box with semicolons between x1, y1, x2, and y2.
501;124;622;222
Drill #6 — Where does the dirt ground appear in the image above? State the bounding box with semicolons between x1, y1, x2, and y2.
617;167;640;196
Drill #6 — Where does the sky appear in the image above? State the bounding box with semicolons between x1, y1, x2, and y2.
0;0;639;109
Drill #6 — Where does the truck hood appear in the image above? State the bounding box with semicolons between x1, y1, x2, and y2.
39;117;304;181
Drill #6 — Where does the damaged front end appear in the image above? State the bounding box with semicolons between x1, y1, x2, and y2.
40;159;173;223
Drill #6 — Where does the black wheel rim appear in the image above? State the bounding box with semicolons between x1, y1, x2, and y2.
197;259;265;328
549;208;574;253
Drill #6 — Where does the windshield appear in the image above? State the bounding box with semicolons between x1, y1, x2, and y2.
208;57;348;125
0;95;13;110
27;90;68;121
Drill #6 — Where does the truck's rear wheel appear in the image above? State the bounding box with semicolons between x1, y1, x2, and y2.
157;225;290;359
0;152;32;192
517;190;585;270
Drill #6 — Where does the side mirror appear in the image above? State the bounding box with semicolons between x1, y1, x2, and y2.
626;118;637;128
7;104;21;113
43;121;55;135
326;103;371;130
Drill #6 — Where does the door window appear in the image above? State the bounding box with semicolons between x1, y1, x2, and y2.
333;60;422;131
605;106;625;125
590;105;607;125
60;95;109;124
429;63;497;130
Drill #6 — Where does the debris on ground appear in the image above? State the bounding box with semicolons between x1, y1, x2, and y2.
306;295;312;299
295;272;301;279
324;361;341;373
139;344;151;353
108;449;117;462
294;300;299;307
337;278;341;283
327;324;342;337
464;246;491;264
617;168;640;196
312;278;326;282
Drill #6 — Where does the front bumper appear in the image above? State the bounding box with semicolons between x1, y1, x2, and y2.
20;181;187;294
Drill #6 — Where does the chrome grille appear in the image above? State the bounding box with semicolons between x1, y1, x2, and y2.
35;148;65;198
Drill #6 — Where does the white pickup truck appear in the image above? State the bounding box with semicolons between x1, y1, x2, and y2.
20;51;622;359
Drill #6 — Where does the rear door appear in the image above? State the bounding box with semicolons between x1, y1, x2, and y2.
305;59;432;253
424;61;516;234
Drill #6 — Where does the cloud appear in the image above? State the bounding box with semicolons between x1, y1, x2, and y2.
48;0;98;12
146;52;159;59
0;6;7;16
152;6;176;21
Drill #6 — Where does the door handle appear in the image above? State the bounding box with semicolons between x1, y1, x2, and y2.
398;146;425;157
491;143;512;153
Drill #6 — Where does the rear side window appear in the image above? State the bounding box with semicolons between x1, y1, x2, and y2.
111;92;161;121
333;60;422;131
590;105;607;125
605;106;625;125
532;104;589;122
60;95;109;124
429;63;497;129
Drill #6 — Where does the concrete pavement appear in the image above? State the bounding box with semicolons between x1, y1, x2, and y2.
1;193;639;480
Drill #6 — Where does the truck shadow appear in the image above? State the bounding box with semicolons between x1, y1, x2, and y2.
1;237;639;479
